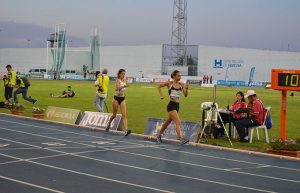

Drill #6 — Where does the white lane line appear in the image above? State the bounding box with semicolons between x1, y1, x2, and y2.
152;146;300;172
0;147;41;151
0;126;299;184
0;137;159;166
103;147;300;183
0;175;64;193
0;137;278;193
1;119;299;173
0;153;172;193
226;165;272;171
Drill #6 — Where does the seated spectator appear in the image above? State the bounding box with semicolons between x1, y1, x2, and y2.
234;90;265;143
50;86;75;98
230;91;247;121
217;91;247;137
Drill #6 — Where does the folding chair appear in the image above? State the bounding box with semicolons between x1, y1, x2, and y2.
248;107;271;143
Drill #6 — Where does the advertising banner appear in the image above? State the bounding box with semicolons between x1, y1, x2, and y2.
144;118;200;142
79;111;122;131
45;106;81;124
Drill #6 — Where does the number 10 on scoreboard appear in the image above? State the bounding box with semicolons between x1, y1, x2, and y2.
271;69;300;140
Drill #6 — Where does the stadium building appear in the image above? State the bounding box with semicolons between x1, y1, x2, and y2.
0;45;299;86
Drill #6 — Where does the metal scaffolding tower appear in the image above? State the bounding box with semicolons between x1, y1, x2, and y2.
171;0;187;66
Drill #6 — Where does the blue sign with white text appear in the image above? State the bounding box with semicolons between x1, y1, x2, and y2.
144;118;200;142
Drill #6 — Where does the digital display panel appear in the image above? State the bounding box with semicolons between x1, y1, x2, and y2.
278;73;300;87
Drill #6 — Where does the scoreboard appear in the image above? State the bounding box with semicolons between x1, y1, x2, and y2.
271;69;300;91
271;69;300;140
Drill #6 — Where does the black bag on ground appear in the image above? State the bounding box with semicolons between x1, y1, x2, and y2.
203;123;223;139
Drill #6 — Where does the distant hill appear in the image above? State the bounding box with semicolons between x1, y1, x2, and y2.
0;21;89;48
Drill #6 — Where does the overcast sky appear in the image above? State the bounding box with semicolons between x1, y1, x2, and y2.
1;0;300;51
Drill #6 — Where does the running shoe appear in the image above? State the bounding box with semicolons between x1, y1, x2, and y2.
156;134;162;143
105;125;110;132
125;129;131;136
180;138;189;145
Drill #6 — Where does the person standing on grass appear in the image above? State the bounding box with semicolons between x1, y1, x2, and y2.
94;68;109;112
5;65;16;103
105;69;131;136
14;76;37;104
156;70;189;145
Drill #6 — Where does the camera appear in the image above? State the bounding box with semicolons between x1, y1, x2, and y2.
97;86;103;93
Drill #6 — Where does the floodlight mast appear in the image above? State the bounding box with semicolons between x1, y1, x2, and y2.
171;0;187;66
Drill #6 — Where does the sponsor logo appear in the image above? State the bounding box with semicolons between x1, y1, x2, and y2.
46;110;77;120
213;59;243;68
79;111;121;131
45;106;81;124
214;59;223;68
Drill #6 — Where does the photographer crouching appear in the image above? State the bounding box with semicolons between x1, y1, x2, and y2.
94;68;109;112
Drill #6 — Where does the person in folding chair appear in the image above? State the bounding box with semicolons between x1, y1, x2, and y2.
156;70;189;145
234;90;265;143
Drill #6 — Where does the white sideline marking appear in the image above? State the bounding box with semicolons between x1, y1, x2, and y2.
0;153;172;193
0;175;64;193
0;135;278;192
1;118;299;173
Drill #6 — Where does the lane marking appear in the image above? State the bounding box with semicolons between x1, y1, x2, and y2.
0;137;159;166
0;126;299;184
226;165;272;171
0;175;64;193
0;137;279;193
91;141;116;145
105;147;300;183
42;142;66;147
0;144;10;148
1;118;300;173
0;153;173;193
0;119;300;172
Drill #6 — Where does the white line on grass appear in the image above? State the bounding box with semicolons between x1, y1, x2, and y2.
1;119;299;173
0;175;64;193
0;132;280;193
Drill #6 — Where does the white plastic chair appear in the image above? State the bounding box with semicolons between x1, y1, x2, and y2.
248;107;271;143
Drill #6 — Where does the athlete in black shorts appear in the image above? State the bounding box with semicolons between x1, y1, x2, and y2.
157;70;189;145
105;69;131;136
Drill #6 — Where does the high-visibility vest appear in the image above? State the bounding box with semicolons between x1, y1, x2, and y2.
96;75;109;94
9;70;17;86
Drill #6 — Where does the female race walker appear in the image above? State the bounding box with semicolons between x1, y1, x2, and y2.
156;70;189;145
106;69;131;136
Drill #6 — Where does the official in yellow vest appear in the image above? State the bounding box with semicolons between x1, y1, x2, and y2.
94;68;110;112
5;64;16;102
14;76;37;104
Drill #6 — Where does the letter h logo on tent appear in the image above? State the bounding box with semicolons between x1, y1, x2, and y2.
213;59;223;68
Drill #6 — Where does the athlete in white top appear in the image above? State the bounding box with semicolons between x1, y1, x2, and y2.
106;69;131;136
157;70;189;145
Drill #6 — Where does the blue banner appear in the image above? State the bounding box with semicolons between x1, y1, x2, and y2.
144;118;200;142
217;80;246;86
